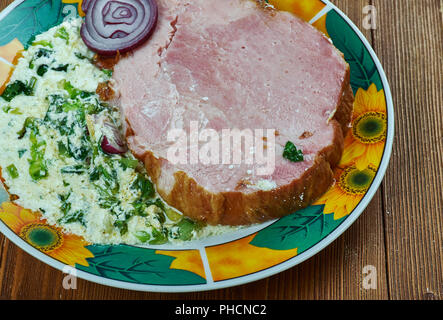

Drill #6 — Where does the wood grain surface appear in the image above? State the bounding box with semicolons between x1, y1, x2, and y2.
0;0;441;300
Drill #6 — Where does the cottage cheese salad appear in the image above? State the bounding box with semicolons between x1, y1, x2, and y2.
0;18;237;245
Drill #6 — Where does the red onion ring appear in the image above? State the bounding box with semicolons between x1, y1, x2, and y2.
100;121;128;154
90;113;127;154
101;135;127;154
81;0;158;56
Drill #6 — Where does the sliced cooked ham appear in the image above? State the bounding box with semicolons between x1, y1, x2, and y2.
112;0;354;225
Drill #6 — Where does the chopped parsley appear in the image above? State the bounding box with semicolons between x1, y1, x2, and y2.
1;77;37;102
37;64;49;77
102;69;113;77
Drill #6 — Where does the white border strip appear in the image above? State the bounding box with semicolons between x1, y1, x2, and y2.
0;0;23;69
199;247;214;284
309;2;333;24
0;0;22;21
0;57;13;66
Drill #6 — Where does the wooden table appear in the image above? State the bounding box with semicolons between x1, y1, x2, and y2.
0;0;441;300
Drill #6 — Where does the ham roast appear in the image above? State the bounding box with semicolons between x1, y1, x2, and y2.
111;0;354;225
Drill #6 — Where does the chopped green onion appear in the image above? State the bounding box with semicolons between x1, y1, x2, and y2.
1;78;36;102
62;80;93;99
18;149;27;158
131;174;154;199
52;64;69;72
59;210;85;226
17;117;37;139
149;228;168;245
55;27;69;44
118;158;139;170
114;220;128;235
176;218;200;241
6;164;19;179
35;48;53;58
57;141;69;157
165;207;182;222
58;193;71;211
28;159;48;181
102;69;113;77
37;64;49;77
283;141;304;162
61;165;85;174
10;108;22;114
32;40;53;48
25;77;37;95
2;106;22;114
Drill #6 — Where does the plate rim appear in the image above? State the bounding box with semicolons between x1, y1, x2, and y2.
0;0;394;293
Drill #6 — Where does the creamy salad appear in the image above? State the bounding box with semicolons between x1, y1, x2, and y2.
0;18;237;245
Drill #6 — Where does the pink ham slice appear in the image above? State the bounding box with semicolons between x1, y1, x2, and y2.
112;0;354;225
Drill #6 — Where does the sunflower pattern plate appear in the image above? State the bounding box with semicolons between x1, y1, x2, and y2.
0;0;393;292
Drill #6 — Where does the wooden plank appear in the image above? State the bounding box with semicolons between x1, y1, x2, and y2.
264;190;388;299
372;0;443;300
0;0;390;299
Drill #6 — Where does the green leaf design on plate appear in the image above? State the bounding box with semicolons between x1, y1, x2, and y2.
249;205;346;252
75;245;206;285
0;0;64;47
326;10;383;94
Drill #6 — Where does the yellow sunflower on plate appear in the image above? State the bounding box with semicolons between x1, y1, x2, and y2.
315;163;377;220
0;202;93;266
341;84;387;170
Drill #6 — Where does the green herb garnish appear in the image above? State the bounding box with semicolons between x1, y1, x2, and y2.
28;123;48;181
149;228;168;245
57;141;69;157
18;149;27;158
118;158;139;170
55;27;69;44
62;80;93;99
31;40;53;48
28;158;48;180
37;64;49;77
2;105;22;114
59;193;71;214
74;52;88;60
35;48;53;59
134;230;151;243
176;218;200;241
114;220;128;235
52;64;69;72
61;165;85;174
9;108;22;114
131;174;154;199
1;77;36;102
17;117;37;139
59;210;85;226
102;69;113;77
283;141;304;162
57;193;85;225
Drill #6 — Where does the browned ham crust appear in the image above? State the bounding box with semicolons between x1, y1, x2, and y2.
113;0;354;225
139;79;353;225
